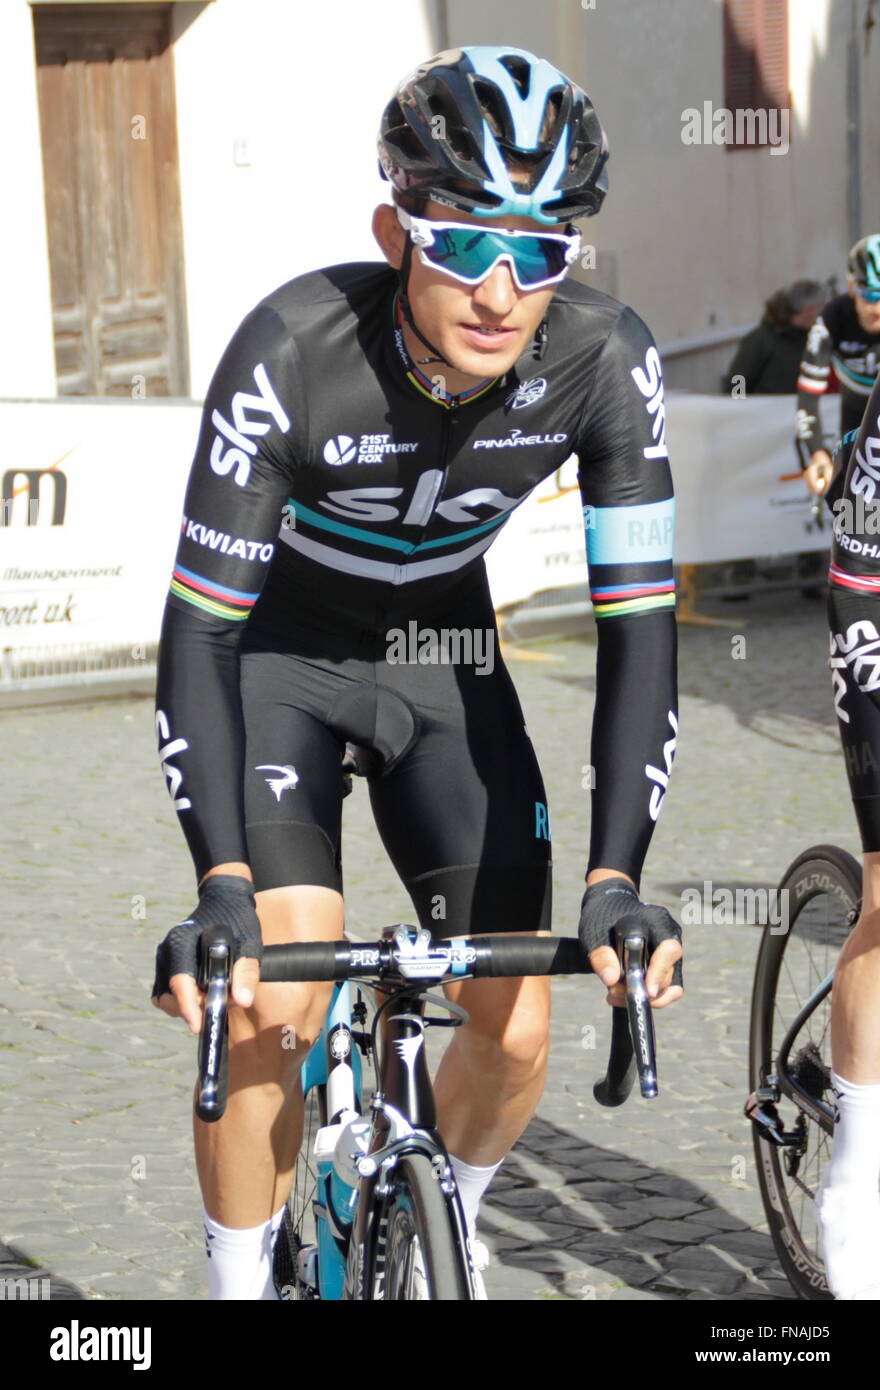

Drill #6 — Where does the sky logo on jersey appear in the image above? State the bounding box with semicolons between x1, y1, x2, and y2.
209;362;290;488
806;320;829;355
844;409;880;501
829;619;880;699
156;709;191;811
645;710;678;821
506;377;547;409
631;347;668;460
323;433;420;466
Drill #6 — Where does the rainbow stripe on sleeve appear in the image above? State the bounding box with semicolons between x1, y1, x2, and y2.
169;563;259;621
590;578;676;619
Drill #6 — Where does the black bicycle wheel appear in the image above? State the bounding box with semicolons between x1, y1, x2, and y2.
275;1081;325;1300
377;1154;472;1301
749;844;860;1300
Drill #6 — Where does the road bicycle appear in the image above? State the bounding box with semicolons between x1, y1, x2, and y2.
746;843;861;1300
195;919;659;1301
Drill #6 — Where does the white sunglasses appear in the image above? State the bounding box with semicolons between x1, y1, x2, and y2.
396;206;581;290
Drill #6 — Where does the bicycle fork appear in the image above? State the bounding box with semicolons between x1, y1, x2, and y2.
343;993;475;1300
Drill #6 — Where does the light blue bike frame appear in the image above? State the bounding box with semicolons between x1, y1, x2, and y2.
299;981;364;1301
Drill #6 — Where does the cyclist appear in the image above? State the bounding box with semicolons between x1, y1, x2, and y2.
151;45;683;1300
821;368;880;1298
798;235;880;502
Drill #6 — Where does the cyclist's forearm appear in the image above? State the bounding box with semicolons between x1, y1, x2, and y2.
587;608;678;891
156;601;251;884
796;390;825;463
796;315;831;460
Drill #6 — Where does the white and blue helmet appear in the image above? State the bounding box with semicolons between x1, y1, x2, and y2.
379;45;609;225
849;235;880;294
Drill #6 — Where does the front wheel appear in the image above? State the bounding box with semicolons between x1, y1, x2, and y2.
377;1155;473;1301
749;844;860;1300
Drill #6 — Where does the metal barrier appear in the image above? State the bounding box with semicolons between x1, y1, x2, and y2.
0;641;157;706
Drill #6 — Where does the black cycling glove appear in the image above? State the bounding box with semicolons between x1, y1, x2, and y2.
578;876;683;988
152;874;263;1000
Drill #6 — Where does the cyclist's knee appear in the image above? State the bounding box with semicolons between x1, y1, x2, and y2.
458;996;550;1077
255;883;344;943
228;882;343;1076
229;979;334;1074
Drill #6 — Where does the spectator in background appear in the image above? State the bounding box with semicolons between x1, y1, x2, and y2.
724;279;827;395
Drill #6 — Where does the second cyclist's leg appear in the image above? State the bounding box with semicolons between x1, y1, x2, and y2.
820;574;880;1297
816;852;880;1298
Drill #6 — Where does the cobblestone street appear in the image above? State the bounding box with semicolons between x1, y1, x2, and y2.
0;588;856;1301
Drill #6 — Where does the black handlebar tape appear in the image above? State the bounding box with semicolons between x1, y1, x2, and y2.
196;924;235;1123
260;935;593;983
260;941;353;982
469;934;591;978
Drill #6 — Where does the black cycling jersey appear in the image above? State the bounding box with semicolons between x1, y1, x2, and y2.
827;371;880;849
155;262;677;907
797;294;880;466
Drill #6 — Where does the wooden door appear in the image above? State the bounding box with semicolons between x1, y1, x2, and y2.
34;4;189;396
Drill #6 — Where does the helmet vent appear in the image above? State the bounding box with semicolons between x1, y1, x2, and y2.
541;89;564;146
471;78;510;143
497;53;532;97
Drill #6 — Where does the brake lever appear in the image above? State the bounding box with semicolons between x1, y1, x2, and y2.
593;916;658;1106
619;923;658;1099
195;924;234;1123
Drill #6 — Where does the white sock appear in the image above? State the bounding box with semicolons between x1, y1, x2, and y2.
449;1154;504;1238
203;1206;286;1300
816;1072;880;1298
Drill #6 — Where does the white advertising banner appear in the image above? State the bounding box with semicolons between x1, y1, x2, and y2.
0;391;839;656
485;392;837;604
0;401;199;652
666;392;839;566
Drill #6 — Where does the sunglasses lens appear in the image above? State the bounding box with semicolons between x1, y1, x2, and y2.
421;227;570;286
860;288;880;303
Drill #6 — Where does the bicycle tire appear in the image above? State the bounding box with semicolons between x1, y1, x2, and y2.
376;1154;472;1301
749;844;861;1300
276;1081;324;1299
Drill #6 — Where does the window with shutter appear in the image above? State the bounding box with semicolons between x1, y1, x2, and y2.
723;0;790;150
